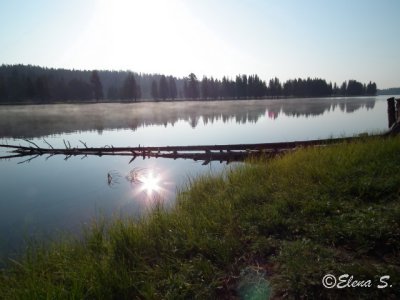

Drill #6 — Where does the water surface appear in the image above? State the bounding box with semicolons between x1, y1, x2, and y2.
0;96;390;259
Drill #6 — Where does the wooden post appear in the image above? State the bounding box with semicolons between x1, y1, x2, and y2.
396;98;400;123
387;97;396;128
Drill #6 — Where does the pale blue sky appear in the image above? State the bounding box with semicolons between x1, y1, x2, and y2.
0;0;399;88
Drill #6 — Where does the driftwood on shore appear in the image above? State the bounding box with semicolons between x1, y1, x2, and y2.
0;136;370;165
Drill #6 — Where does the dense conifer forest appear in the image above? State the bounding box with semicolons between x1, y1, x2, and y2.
0;64;377;103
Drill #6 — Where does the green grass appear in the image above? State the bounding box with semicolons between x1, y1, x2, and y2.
1;136;400;299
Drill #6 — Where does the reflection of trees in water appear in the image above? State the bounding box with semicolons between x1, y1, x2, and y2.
0;98;377;138
337;98;376;113
278;98;376;118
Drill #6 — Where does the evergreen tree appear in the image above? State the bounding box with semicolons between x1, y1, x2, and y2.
209;77;219;99
107;85;119;100
151;79;159;100
235;75;249;99
25;77;35;99
186;73;199;99
251;74;266;98
168;76;177;100
221;76;229;99
90;70;103;101
340;81;347;96
0;75;7;102
333;82;339;95
67;79;92;100
53;78;68;101
242;75;248;98
121;72;139;101
283;81;292;97
136;84;142;99
346;80;364;96
8;68;24;101
158;75;169;100
221;76;235;99
35;75;50;102
366;81;377;95
183;80;188;99
201;76;209;99
235;75;243;98
268;77;282;97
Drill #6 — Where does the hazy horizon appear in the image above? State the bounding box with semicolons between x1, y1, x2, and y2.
1;0;399;88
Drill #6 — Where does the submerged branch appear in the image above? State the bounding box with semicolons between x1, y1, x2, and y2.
0;153;28;160
45;154;55;160
17;154;40;164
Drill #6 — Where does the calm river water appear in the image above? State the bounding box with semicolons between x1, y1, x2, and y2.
0;96;391;259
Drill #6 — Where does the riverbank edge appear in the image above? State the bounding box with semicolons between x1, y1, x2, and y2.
1;136;399;299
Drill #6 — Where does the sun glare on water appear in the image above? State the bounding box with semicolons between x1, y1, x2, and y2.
124;167;169;200
139;172;161;195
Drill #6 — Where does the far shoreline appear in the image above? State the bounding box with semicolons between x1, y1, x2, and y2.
0;94;390;107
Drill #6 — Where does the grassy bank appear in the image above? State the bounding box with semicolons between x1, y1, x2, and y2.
1;137;399;299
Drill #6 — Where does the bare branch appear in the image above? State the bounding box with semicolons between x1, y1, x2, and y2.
128;156;136;164
0;154;27;160
18;155;40;164
45;154;55;160
43;139;54;149
79;140;88;148
23;139;40;149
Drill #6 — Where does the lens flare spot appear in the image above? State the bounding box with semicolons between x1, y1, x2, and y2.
140;172;160;194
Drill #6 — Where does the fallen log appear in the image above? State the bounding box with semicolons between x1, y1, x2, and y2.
0;136;354;154
0;136;363;164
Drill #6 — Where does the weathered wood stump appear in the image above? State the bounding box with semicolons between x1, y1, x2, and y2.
387;97;396;128
396;98;400;123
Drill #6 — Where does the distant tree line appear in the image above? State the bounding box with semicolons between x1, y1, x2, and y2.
377;87;400;96
0;64;377;104
182;74;377;100
0;65;145;103
151;75;178;100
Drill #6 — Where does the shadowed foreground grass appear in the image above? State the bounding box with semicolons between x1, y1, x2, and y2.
1;137;399;299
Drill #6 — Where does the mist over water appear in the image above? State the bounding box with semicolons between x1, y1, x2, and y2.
0;96;389;259
0;96;383;143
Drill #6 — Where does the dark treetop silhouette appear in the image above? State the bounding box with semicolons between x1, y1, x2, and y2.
0;64;377;104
